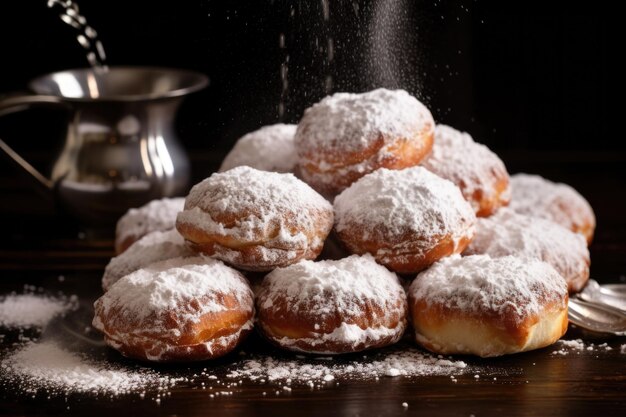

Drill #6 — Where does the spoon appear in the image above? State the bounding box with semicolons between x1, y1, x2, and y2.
568;297;626;336
578;280;626;312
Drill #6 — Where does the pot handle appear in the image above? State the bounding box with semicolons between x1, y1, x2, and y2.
0;93;70;197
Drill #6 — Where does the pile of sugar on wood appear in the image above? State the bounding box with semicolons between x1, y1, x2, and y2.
0;287;78;328
1;341;183;399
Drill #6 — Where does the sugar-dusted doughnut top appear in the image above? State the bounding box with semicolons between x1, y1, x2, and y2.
409;255;568;325
257;254;407;348
115;197;185;251
219;124;298;173
421;124;510;212
102;229;194;291
94;256;254;340
259;254;405;320
295;88;434;159
333;167;476;250
177;166;333;244
463;208;589;291
509;173;595;234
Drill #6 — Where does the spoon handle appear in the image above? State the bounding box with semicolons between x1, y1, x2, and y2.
568;298;626;336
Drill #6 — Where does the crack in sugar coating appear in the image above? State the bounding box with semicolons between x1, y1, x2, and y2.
421;124;511;216
333;167;476;272
463;208;590;293
256;254;408;354
176;166;333;271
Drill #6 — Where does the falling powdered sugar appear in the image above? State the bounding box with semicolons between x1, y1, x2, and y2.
1;341;181;396
0;291;78;328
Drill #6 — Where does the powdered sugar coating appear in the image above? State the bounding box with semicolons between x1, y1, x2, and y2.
176;166;333;269
102;229;194;292
421;125;510;215
409;255;568;325
93;256;254;361
115;197;185;253
509;173;595;241
333;167;476;266
296;89;432;157
256;254;407;353
219;124;298;173
464;209;590;292
295;89;434;194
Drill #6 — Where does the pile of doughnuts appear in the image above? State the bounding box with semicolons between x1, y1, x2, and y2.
94;88;595;361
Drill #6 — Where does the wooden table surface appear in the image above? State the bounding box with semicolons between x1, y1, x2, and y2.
1;151;625;417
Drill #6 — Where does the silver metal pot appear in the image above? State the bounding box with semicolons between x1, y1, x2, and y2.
0;66;208;225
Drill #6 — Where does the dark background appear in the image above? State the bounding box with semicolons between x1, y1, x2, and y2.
0;0;623;230
0;0;622;155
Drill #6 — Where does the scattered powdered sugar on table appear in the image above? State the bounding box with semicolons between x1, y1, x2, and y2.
225;346;468;389
551;339;615;356
1;341;181;397
219;124;298;173
0;289;78;328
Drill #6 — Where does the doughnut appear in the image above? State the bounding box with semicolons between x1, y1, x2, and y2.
256;254;407;354
509;173;596;244
421;124;510;217
408;255;569;357
115;197;185;254
295;88;434;196
102;229;194;292
219;124;298;174
463;208;590;293
176;166;333;271
92;256;254;362
333;167;476;273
